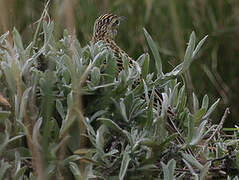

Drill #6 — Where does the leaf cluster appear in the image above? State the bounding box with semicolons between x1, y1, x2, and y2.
0;16;238;179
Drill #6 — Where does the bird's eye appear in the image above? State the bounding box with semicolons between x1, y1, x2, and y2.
114;20;120;25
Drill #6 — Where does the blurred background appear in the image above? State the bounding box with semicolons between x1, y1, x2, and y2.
0;0;238;126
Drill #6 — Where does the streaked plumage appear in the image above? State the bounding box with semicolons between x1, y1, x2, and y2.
92;14;134;73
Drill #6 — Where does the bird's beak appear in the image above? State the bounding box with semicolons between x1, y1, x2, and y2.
119;16;126;22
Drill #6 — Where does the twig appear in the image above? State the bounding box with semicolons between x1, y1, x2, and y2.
196;108;230;157
207;154;236;163
207;154;229;162
204;108;230;145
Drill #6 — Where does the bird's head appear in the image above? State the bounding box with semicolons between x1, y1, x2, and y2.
92;14;125;42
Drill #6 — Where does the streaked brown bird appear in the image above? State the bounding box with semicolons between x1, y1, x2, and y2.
91;14;191;151
91;14;135;73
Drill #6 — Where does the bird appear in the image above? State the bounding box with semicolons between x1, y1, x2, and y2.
91;13;190;150
91;14;135;74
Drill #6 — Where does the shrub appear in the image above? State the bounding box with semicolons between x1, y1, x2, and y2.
0;13;237;180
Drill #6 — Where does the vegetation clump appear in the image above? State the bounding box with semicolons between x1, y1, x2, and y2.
0;13;237;180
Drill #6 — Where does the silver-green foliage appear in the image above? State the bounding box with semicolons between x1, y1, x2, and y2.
0;19;237;179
